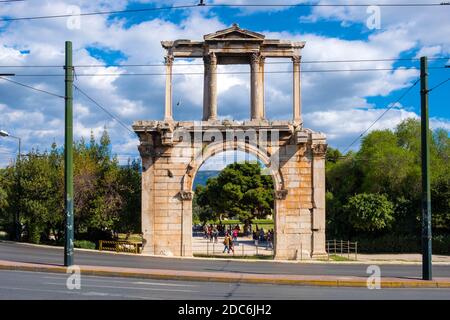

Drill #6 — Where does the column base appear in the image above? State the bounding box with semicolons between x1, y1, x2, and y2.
311;251;329;260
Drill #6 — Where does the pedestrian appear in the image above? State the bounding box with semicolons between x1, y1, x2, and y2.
232;228;238;245
253;231;258;246
228;236;234;254
259;228;265;243
213;226;218;243
266;231;273;250
208;225;213;242
223;233;230;253
203;224;208;239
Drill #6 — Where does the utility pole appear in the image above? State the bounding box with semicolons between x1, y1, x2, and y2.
64;41;74;267
420;56;432;280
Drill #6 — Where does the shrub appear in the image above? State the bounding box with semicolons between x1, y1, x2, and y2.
353;234;450;254
345;193;395;232
73;240;96;250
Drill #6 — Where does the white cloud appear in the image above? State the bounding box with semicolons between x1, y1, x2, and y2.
0;0;448;169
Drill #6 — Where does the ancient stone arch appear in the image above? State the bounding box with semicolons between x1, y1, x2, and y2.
133;24;328;260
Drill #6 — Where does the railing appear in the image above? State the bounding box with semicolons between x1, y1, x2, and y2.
99;240;142;254
326;239;358;260
192;238;274;258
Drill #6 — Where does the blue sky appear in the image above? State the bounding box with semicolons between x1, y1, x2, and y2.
0;0;449;168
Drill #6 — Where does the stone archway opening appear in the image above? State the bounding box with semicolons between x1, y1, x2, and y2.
191;150;276;258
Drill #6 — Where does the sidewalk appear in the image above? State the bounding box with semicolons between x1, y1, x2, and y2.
1;259;449;288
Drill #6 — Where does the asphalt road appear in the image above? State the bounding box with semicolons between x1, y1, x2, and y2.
1;241;450;278
1;269;450;300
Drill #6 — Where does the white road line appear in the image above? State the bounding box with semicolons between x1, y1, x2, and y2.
43;282;199;293
42;276;198;287
0;285;80;296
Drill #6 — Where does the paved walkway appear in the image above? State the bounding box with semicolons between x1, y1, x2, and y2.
355;254;450;263
192;235;274;256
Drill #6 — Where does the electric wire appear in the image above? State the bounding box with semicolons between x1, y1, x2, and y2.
342;77;421;153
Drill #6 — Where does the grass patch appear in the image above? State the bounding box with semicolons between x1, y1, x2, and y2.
322;254;354;262
117;233;143;242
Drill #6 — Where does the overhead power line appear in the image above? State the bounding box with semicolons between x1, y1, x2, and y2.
428;77;450;93
0;4;199;22
0;76;65;98
6;66;447;77
342;77;421;153
0;57;449;69
0;2;448;22
73;84;135;136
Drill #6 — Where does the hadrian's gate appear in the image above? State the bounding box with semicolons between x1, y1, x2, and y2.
133;24;328;260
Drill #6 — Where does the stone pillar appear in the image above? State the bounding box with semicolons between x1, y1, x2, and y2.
208;53;217;120
164;55;174;121
259;56;266;119
202;55;210;121
138;145;155;255
250;53;263;120
311;136;327;258
292;55;302;124
180;191;193;257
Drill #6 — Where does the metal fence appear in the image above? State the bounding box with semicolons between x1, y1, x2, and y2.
192;239;274;257
99;240;142;254
326;239;358;260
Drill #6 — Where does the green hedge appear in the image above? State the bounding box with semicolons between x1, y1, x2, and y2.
73;240;96;250
353;234;450;254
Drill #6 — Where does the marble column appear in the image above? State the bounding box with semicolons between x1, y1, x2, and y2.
292;55;302;124
164;55;174;121
202;55;210;121
259;56;266;119
208;53;217;120
250;53;263;120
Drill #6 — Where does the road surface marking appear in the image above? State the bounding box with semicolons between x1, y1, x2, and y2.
43;282;199;293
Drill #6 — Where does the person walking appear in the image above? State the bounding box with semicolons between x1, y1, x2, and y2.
266;231;273;250
259;228;265;243
223;233;230;253
232;228;238;245
213;226;218;243
208;225;213;242
228;236;234;254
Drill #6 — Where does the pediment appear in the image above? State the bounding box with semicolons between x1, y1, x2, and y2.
204;24;265;41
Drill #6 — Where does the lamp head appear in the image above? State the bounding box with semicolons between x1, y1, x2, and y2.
0;130;10;137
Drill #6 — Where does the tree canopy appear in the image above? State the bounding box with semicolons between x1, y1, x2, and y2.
194;162;274;223
326;118;450;242
0;129;141;244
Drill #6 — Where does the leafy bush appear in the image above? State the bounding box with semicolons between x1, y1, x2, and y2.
73;240;96;250
344;193;395;232
354;234;450;254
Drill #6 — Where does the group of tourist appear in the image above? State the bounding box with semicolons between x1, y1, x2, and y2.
252;228;274;249
201;223;274;252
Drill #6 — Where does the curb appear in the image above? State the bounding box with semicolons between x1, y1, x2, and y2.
3;241;450;266
1;260;450;288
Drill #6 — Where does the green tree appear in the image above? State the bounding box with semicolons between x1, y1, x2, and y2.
344;193;395;232
194;162;274;223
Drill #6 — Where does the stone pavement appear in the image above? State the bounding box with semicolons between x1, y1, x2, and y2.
1;259;449;288
192;235;274;256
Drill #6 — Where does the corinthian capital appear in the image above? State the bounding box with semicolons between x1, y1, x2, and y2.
250;52;261;65
292;55;301;64
164;55;174;66
312;143;327;157
209;52;217;65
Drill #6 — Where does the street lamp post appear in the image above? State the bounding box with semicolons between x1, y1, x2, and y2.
0;130;21;241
